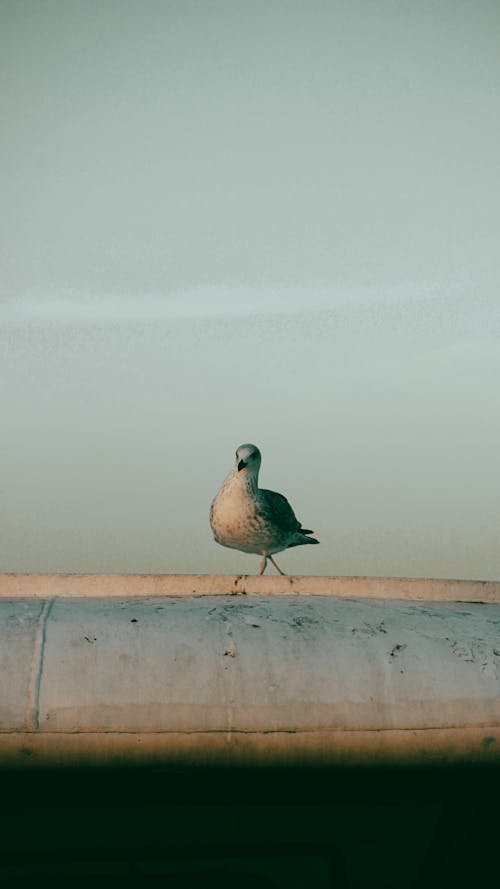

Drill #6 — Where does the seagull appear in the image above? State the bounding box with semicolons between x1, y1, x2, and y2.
210;443;319;575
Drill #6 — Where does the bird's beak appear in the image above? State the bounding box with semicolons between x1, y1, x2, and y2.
237;459;247;472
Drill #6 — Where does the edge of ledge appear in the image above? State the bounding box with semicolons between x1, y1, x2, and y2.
0;573;499;602
1;725;500;768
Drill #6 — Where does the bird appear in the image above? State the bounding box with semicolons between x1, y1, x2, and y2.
210;443;319;575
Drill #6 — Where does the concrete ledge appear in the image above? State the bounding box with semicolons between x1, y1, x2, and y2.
2;726;499;768
1;579;499;767
1;573;499;601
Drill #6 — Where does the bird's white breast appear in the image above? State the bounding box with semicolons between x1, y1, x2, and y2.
211;471;294;555
210;474;272;553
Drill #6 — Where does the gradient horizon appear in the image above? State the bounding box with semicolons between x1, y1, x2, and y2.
2;1;499;579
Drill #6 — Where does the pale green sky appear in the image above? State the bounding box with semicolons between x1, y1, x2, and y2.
1;1;499;578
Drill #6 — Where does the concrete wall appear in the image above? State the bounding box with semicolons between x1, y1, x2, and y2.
1;575;499;767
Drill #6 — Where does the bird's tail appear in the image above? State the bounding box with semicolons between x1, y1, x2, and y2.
288;529;319;548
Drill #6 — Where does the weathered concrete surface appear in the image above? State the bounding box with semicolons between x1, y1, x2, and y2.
0;598;46;729
0;573;499;601
1;579;499;767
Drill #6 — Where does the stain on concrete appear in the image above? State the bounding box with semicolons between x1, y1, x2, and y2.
389;644;407;659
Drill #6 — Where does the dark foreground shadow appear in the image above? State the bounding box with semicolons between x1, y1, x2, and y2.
0;765;499;888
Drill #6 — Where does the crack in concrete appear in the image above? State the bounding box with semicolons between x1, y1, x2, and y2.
27;598;55;731
2;723;500;736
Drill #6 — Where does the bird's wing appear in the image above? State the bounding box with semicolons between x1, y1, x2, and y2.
259;489;301;533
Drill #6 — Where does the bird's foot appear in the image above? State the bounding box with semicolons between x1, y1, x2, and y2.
269;555;286;575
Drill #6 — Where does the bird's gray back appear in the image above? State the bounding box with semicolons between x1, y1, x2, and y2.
257;488;301;533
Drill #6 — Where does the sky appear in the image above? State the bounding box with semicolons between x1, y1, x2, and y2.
1;0;499;579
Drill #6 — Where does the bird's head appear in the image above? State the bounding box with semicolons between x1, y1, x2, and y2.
235;443;261;476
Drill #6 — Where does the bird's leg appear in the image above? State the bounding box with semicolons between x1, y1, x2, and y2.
269;555;287;576
259;553;267;575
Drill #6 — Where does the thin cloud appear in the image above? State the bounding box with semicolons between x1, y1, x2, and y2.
1;280;466;325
